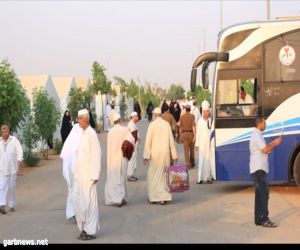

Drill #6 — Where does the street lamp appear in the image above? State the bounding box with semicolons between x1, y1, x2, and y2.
137;76;141;104
220;0;223;31
202;27;207;53
266;0;270;20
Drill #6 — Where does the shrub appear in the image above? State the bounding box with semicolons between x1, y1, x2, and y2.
23;151;40;167
53;139;63;155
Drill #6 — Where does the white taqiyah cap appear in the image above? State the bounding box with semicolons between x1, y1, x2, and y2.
78;109;89;116
153;107;161;114
130;111;138;117
201;100;210;111
113;113;121;122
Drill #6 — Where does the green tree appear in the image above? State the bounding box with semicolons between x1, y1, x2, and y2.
92;62;112;95
21;117;40;167
127;79;138;98
68;86;94;121
22;117;39;153
91;62;112;123
32;88;61;159
141;85;160;111
241;79;254;97
119;95;127;119
187;85;212;105
0;59;30;132
113;76;128;117
167;84;185;100
154;86;167;101
114;76;128;95
111;88;117;98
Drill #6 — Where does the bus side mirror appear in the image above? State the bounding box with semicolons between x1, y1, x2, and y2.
191;68;197;92
202;61;210;89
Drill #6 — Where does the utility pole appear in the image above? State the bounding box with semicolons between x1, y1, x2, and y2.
202;27;207;52
220;0;223;31
267;0;270;20
137;76;141;105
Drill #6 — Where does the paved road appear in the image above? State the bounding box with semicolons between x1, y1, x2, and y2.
1;119;300;243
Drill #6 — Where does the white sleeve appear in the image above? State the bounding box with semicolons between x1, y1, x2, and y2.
195;120;201;147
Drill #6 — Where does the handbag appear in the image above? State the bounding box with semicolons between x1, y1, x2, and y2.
165;163;189;193
121;140;134;161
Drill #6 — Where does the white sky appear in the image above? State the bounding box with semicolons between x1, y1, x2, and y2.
0;0;299;90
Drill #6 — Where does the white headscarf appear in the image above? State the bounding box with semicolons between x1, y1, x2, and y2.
201;100;210;111
201;100;210;117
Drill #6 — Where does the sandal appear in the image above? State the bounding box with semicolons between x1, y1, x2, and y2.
81;234;96;241
147;199;156;205
77;231;86;240
127;176;138;182
160;201;167;205
112;202;123;207
262;220;277;228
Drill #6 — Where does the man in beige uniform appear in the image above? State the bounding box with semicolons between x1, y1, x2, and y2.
179;105;196;169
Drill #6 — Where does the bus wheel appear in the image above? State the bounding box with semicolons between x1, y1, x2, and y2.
293;153;300;186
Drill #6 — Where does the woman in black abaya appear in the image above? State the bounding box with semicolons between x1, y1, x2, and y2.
60;110;73;144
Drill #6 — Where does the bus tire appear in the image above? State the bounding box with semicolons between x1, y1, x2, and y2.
293;153;300;186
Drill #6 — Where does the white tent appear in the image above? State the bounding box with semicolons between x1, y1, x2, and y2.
19;75;61;143
52;76;77;115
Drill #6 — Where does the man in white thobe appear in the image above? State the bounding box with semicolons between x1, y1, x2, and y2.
108;103;119;130
239;86;255;116
72;109;101;241
105;113;135;207
195;100;213;184
0;125;23;214
60;123;82;222
104;101;112;132
143;107;178;205
127;112;140;182
188;96;195;110
191;101;201;124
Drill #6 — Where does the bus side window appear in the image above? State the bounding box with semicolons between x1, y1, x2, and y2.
238;78;257;117
217;78;258;118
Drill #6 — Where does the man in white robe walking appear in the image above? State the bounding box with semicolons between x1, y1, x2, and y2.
0;125;23;214
191;101;201;124
60;123;82;222
105;113;135;207
195;100;213;184
104;101;112;132
108;102;118;130
72;109;101;241
127;112;140;182
143;107;178;205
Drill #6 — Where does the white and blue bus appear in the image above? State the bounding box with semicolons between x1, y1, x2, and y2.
190;18;300;184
